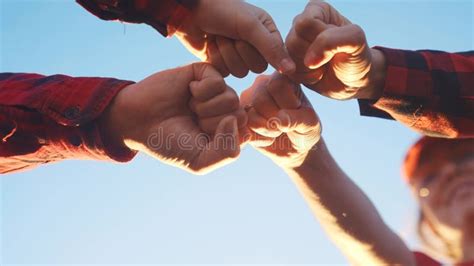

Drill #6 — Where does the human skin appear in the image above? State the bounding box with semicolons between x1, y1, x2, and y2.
243;73;415;265
240;73;321;169
100;63;248;175
172;0;296;78
412;154;474;262
285;0;386;100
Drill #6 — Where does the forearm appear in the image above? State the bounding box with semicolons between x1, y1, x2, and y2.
283;139;414;265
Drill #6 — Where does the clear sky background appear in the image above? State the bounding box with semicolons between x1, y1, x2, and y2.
0;0;472;265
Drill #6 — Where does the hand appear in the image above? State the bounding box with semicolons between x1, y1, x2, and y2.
174;0;296;78
285;0;386;100
241;73;321;169
101;63;247;175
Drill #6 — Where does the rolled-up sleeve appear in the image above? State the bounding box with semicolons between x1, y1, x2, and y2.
358;47;474;139
76;0;198;37
0;73;137;174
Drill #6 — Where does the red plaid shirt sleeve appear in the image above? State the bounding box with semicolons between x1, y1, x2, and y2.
76;0;197;37
0;73;137;174
358;47;474;138
412;252;441;266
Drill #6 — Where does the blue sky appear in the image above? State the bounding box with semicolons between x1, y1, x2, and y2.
1;0;472;264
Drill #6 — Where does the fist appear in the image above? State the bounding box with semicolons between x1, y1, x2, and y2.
174;0;295;77
241;73;321;169
102;63;247;175
285;0;384;100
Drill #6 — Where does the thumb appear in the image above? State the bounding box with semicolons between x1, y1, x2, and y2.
304;24;367;70
240;75;271;108
241;13;296;74
276;109;319;134
276;109;321;151
191;116;240;175
191;62;224;82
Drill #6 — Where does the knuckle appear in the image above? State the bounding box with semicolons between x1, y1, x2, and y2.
351;24;366;43
224;90;240;110
210;77;227;93
317;1;332;11
316;31;331;48
293;14;304;27
211;61;230;77
296;16;316;33
190;62;208;74
224;145;241;159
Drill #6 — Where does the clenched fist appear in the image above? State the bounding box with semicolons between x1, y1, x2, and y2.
241;73;321;169
285;0;386;100
101;63;247;175
174;0;296;78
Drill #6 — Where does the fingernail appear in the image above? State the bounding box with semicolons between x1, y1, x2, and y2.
304;51;318;69
279;58;296;74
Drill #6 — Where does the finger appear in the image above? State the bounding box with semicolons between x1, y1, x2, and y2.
216;36;249;78
289;69;325;86
239;9;295;74
266;73;302;110
293;13;328;43
235;40;268;74
198;108;248;135
207;39;231;77
286;27;311;61
240;75;271;107
190;116;240;175
192;87;240;118
190;76;227;102
253;84;280;120
191;62;225;82
285;28;325;85
276;108;320;134
304;24;367;69
248;130;276;148
276;108;322;151
247;108;282;138
303;1;351;26
306;65;353;99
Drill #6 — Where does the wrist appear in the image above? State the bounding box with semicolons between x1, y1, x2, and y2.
98;84;136;153
282;139;328;174
355;48;386;100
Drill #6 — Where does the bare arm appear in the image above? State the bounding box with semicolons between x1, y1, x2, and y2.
284;139;415;265
242;73;415;265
